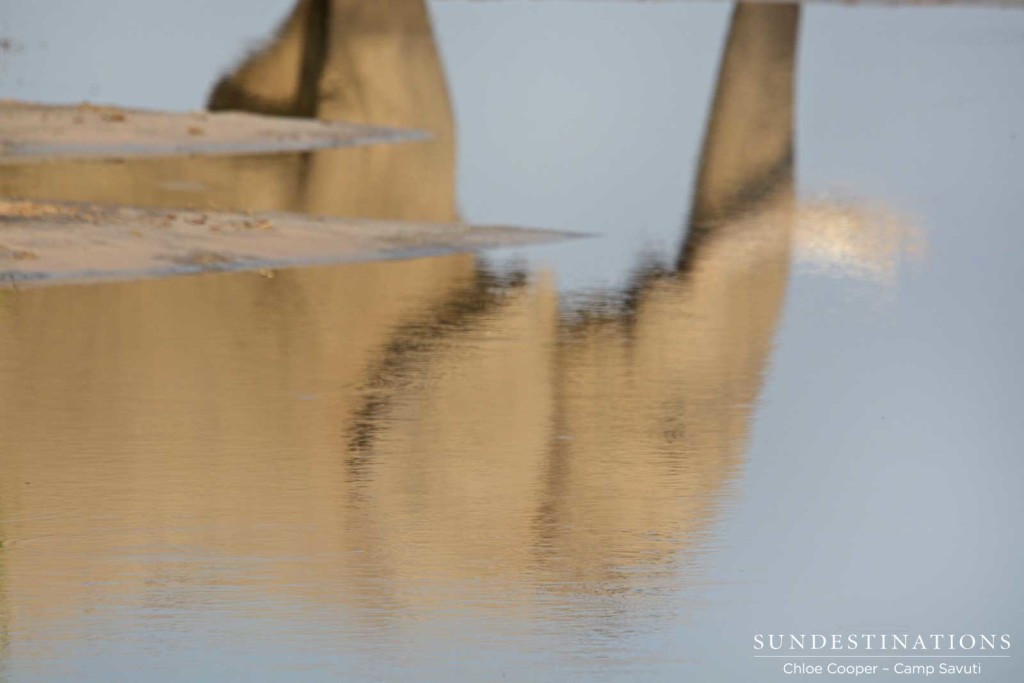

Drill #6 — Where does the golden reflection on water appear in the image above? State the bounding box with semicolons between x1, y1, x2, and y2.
1;0;802;662
0;0;456;224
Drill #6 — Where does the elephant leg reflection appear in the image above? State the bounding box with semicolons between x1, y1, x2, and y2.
209;0;457;222
534;4;803;589
208;0;327;117
333;4;802;607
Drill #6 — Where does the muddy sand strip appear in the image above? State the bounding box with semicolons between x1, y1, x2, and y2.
0;200;578;288
0;101;425;163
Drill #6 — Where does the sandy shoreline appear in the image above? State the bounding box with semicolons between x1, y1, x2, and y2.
0;101;425;163
0;199;579;289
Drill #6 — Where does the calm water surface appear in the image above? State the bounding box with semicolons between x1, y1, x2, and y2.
1;2;1023;681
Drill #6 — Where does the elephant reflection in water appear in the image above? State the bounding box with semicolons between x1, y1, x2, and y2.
0;3;798;624
336;3;799;594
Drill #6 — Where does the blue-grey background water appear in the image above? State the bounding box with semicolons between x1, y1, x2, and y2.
1;2;1023;681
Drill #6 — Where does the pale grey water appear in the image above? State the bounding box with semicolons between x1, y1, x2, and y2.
1;2;1023;681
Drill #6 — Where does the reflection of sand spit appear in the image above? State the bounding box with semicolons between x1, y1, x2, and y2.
795;202;926;283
